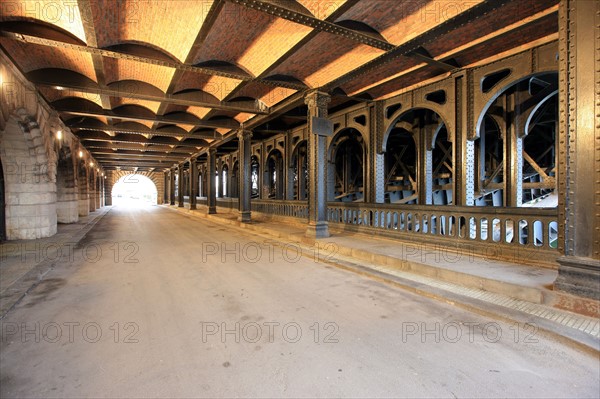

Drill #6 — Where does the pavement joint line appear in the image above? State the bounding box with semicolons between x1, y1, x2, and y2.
165;206;600;349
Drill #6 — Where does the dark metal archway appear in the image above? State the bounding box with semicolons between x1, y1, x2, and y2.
291;141;308;201
384;108;451;205
330;128;365;202
230;161;239;199
250;156;260;199
385;128;417;204
266;150;284;200
475;72;558;207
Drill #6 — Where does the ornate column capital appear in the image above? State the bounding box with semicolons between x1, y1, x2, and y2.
304;90;331;116
237;128;253;141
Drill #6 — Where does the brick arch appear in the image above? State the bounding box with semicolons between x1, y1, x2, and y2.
76;158;89;216
56;147;79;223
0;115;57;239
88;167;98;212
106;170;165;205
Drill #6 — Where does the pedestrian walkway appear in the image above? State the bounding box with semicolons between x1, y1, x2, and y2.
166;204;600;352
0;208;110;318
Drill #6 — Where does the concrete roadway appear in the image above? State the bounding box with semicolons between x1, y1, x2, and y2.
1;205;598;398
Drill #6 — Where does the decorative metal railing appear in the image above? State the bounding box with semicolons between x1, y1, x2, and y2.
251;200;309;219
192;197;559;263
326;202;558;251
216;198;238;210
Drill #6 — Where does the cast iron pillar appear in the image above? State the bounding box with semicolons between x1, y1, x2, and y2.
169;169;175;205
305;90;332;239
207;148;217;214
163;172;168;204
554;0;600;299
190;159;197;210
177;164;184;207
238;129;253;223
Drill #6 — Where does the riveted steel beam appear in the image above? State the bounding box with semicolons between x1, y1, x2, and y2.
33;80;268;114
69;123;222;140
92;152;184;161
56;108;239;130
83;142;196;154
0;31;307;91
227;0;395;51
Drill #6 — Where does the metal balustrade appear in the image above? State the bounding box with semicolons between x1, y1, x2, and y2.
193;197;559;264
326;202;558;253
216;198;238;210
251;200;309;219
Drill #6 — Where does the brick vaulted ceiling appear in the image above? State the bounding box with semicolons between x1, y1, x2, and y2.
0;0;559;171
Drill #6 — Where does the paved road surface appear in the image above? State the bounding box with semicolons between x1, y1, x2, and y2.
1;206;598;398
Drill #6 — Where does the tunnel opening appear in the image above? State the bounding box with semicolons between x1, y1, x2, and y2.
112;174;158;206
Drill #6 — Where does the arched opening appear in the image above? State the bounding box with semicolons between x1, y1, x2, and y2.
266;149;284;199
198;170;205;198
329;128;365;202
475;115;503;206
0;158;5;241
385;128;417;204
221;164;229;197
522;92;558;207
111;174;158;206
88;169;96;212
432;127;453;205
474;72;558;207
251;156;260;199
230;161;239;198
78;159;89;217
56;148;78;223
384;108;450;205
174;170;179;199
198;165;207;198
182;168;189;199
291;141;308;200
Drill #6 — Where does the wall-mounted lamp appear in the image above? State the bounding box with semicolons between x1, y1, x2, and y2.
90;162;94;167
78;150;84;158
56;130;62;140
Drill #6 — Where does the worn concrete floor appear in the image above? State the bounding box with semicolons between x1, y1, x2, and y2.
1;205;598;398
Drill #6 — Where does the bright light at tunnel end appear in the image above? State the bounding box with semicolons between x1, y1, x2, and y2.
112;174;158;207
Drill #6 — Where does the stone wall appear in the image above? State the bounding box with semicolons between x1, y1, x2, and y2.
0;116;57;239
0;55;103;239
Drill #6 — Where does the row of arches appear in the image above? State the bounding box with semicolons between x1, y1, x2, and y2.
201;89;555;208
0;113;105;241
199;72;557;208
